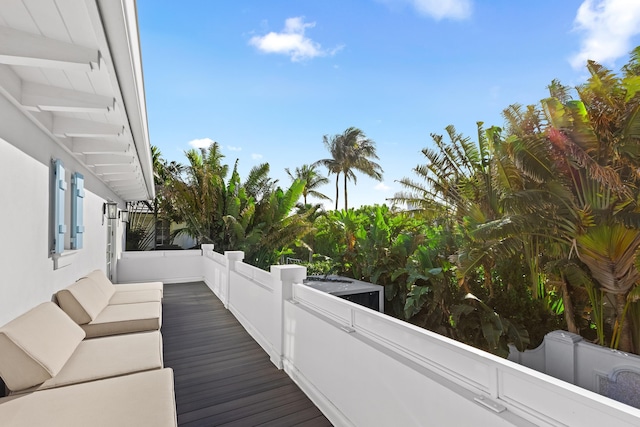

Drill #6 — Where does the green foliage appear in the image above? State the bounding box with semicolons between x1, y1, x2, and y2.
450;294;530;357
145;46;640;358
285;164;331;204
389;45;640;355
302;254;342;276
311;204;533;356
315;127;383;210
155;143;311;270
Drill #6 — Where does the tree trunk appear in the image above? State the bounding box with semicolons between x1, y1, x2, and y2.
344;175;348;211
561;279;580;335
335;173;340;210
458;277;472;294
483;261;494;299
615;292;633;353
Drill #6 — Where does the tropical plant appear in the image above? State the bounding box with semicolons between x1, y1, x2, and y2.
310;204;532;356
393;124;525;299
450;294;530;357
125;200;156;251
315;127;383;210
285;164;331;205
430;48;640;353
156;143;313;269
164;143;227;245
536;57;640;352
241;175;313;268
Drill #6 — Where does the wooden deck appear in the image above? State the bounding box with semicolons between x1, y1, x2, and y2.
161;282;333;427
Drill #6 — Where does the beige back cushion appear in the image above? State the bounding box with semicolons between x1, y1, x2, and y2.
84;270;115;300
57;278;110;324
0;302;85;391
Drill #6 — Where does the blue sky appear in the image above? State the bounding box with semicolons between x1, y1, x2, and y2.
137;0;640;209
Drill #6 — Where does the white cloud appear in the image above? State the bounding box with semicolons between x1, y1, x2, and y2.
227;145;242;151
379;0;472;20
188;137;214;149
374;182;392;191
252;153;263;160
249;17;343;62
570;0;640;69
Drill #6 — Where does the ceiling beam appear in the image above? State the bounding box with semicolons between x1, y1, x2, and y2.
115;192;146;201
21;82;114;113
83;153;134;166
0;26;100;71
91;164;138;175
109;182;142;191
0;64;21;101
53;117;123;138
102;173;140;182
71;136;130;154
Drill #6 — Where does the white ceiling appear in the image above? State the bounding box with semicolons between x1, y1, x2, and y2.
0;0;154;201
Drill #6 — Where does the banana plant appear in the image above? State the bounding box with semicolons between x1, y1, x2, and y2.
450;294;530;357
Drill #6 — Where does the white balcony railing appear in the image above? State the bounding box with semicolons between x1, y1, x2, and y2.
118;248;640;427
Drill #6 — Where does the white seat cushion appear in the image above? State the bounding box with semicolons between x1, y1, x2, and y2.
0;369;177;427
115;281;164;296
109;289;162;305
25;330;164;393
83;270;116;300
56;278;110;325
0;302;85;392
81;302;162;338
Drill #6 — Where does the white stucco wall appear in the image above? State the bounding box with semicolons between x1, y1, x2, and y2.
0;97;127;325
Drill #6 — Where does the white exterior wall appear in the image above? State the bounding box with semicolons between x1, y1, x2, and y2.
0;97;126;325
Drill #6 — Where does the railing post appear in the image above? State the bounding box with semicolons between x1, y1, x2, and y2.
271;265;306;369
201;244;214;257
223;251;244;309
544;330;582;384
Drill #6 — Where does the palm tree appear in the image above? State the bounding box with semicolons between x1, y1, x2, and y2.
476;53;640;352
165;142;228;245
285;164;331;205
315;134;344;210
538;58;640;352
316;127;383;210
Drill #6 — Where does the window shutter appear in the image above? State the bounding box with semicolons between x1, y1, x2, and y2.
53;159;67;254
71;172;85;249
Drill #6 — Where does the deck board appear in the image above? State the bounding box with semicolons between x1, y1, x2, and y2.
162;282;333;427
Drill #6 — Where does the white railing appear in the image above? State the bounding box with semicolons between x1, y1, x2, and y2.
117;249;640;427
118;249;203;283
509;330;640;398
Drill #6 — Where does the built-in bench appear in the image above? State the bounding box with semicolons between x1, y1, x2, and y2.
0;274;176;426
56;270;163;338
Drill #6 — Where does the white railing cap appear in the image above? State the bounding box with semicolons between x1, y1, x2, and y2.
271;265;306;283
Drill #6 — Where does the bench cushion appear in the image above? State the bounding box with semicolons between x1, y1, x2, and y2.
57;278;109;325
109;289;163;305
0;303;85;391
84;270;116;300
81;302;162;338
26;330;164;392
85;270;164;297
115;281;164;296
0;368;177;427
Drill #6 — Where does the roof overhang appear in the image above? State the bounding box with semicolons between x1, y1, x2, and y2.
0;0;154;201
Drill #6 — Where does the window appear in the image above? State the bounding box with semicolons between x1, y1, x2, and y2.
156;219;170;247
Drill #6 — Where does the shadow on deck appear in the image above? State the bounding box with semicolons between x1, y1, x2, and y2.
162;282;333;427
